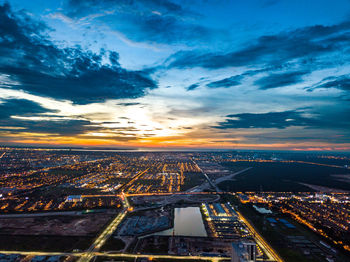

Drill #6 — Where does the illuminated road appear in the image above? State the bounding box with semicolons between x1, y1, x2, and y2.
236;210;283;262
192;162;281;261
119;168;149;192
78;210;127;262
0;250;227;262
0;184;280;262
78;191;132;262
78;171;142;262
96;252;224;261
79;191;223;198
190;161;220;192
0;152;5;159
0;194;279;262
0;251;82;256
0;249;281;262
25;190;229;262
78;193;131;262
190;161;252;192
124;191;222;197
213;167;252;185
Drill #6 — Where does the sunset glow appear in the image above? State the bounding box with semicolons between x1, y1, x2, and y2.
1;0;350;151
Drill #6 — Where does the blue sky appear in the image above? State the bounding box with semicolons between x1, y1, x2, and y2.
1;0;350;150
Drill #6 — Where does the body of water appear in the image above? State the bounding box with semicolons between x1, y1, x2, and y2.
156;206;207;237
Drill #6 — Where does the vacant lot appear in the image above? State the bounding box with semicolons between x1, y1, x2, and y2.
219;161;350;192
0;213;114;236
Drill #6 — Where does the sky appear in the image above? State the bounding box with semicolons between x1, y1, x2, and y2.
1;0;350;151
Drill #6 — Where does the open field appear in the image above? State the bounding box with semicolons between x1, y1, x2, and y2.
219;161;350;192
0;213;114;236
0;235;93;252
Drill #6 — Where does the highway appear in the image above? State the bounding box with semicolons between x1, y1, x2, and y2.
190;161;252;192
78;192;131;262
203;172;221;192
0;198;281;262
0;190;230;262
0;249;281;262
78;191;224;199
191;164;282;261
78;210;127;262
0;152;5;159
213;167;252;185
118;168;149;192
0;174;281;262
0;251;82;256
236;210;283;262
0;250;227;262
96;252;224;261
125;191;222;197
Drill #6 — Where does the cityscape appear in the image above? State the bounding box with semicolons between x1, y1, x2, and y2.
0;147;349;261
1;0;350;261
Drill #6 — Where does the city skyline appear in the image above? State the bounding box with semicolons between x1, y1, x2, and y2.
1;0;350;151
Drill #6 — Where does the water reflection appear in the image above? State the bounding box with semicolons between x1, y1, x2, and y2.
156;207;207;237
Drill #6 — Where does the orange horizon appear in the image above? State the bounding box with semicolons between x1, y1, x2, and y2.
2;138;350;151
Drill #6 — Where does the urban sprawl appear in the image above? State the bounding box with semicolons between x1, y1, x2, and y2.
0;148;349;262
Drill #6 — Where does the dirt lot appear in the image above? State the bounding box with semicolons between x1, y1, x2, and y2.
0;213;114;236
0;235;93;251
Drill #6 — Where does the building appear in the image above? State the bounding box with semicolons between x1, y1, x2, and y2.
65;195;83;202
231;241;257;262
253;205;272;214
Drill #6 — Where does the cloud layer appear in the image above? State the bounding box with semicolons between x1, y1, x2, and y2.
63;0;222;46
1;0;350;150
168;21;350;70
0;3;157;105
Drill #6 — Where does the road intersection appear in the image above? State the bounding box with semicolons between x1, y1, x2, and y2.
0;167;282;262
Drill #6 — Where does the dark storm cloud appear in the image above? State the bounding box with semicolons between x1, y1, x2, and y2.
206;75;243;88
310;75;350;91
186;74;244;91
254;71;309;89
15;119;99;136
0;3;157;104
117;102;141;106
63;0;222;45
186;83;199;91
0;99;98;135
168;21;350;69
214;107;350;131
0;99;57;119
214;111;317;129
